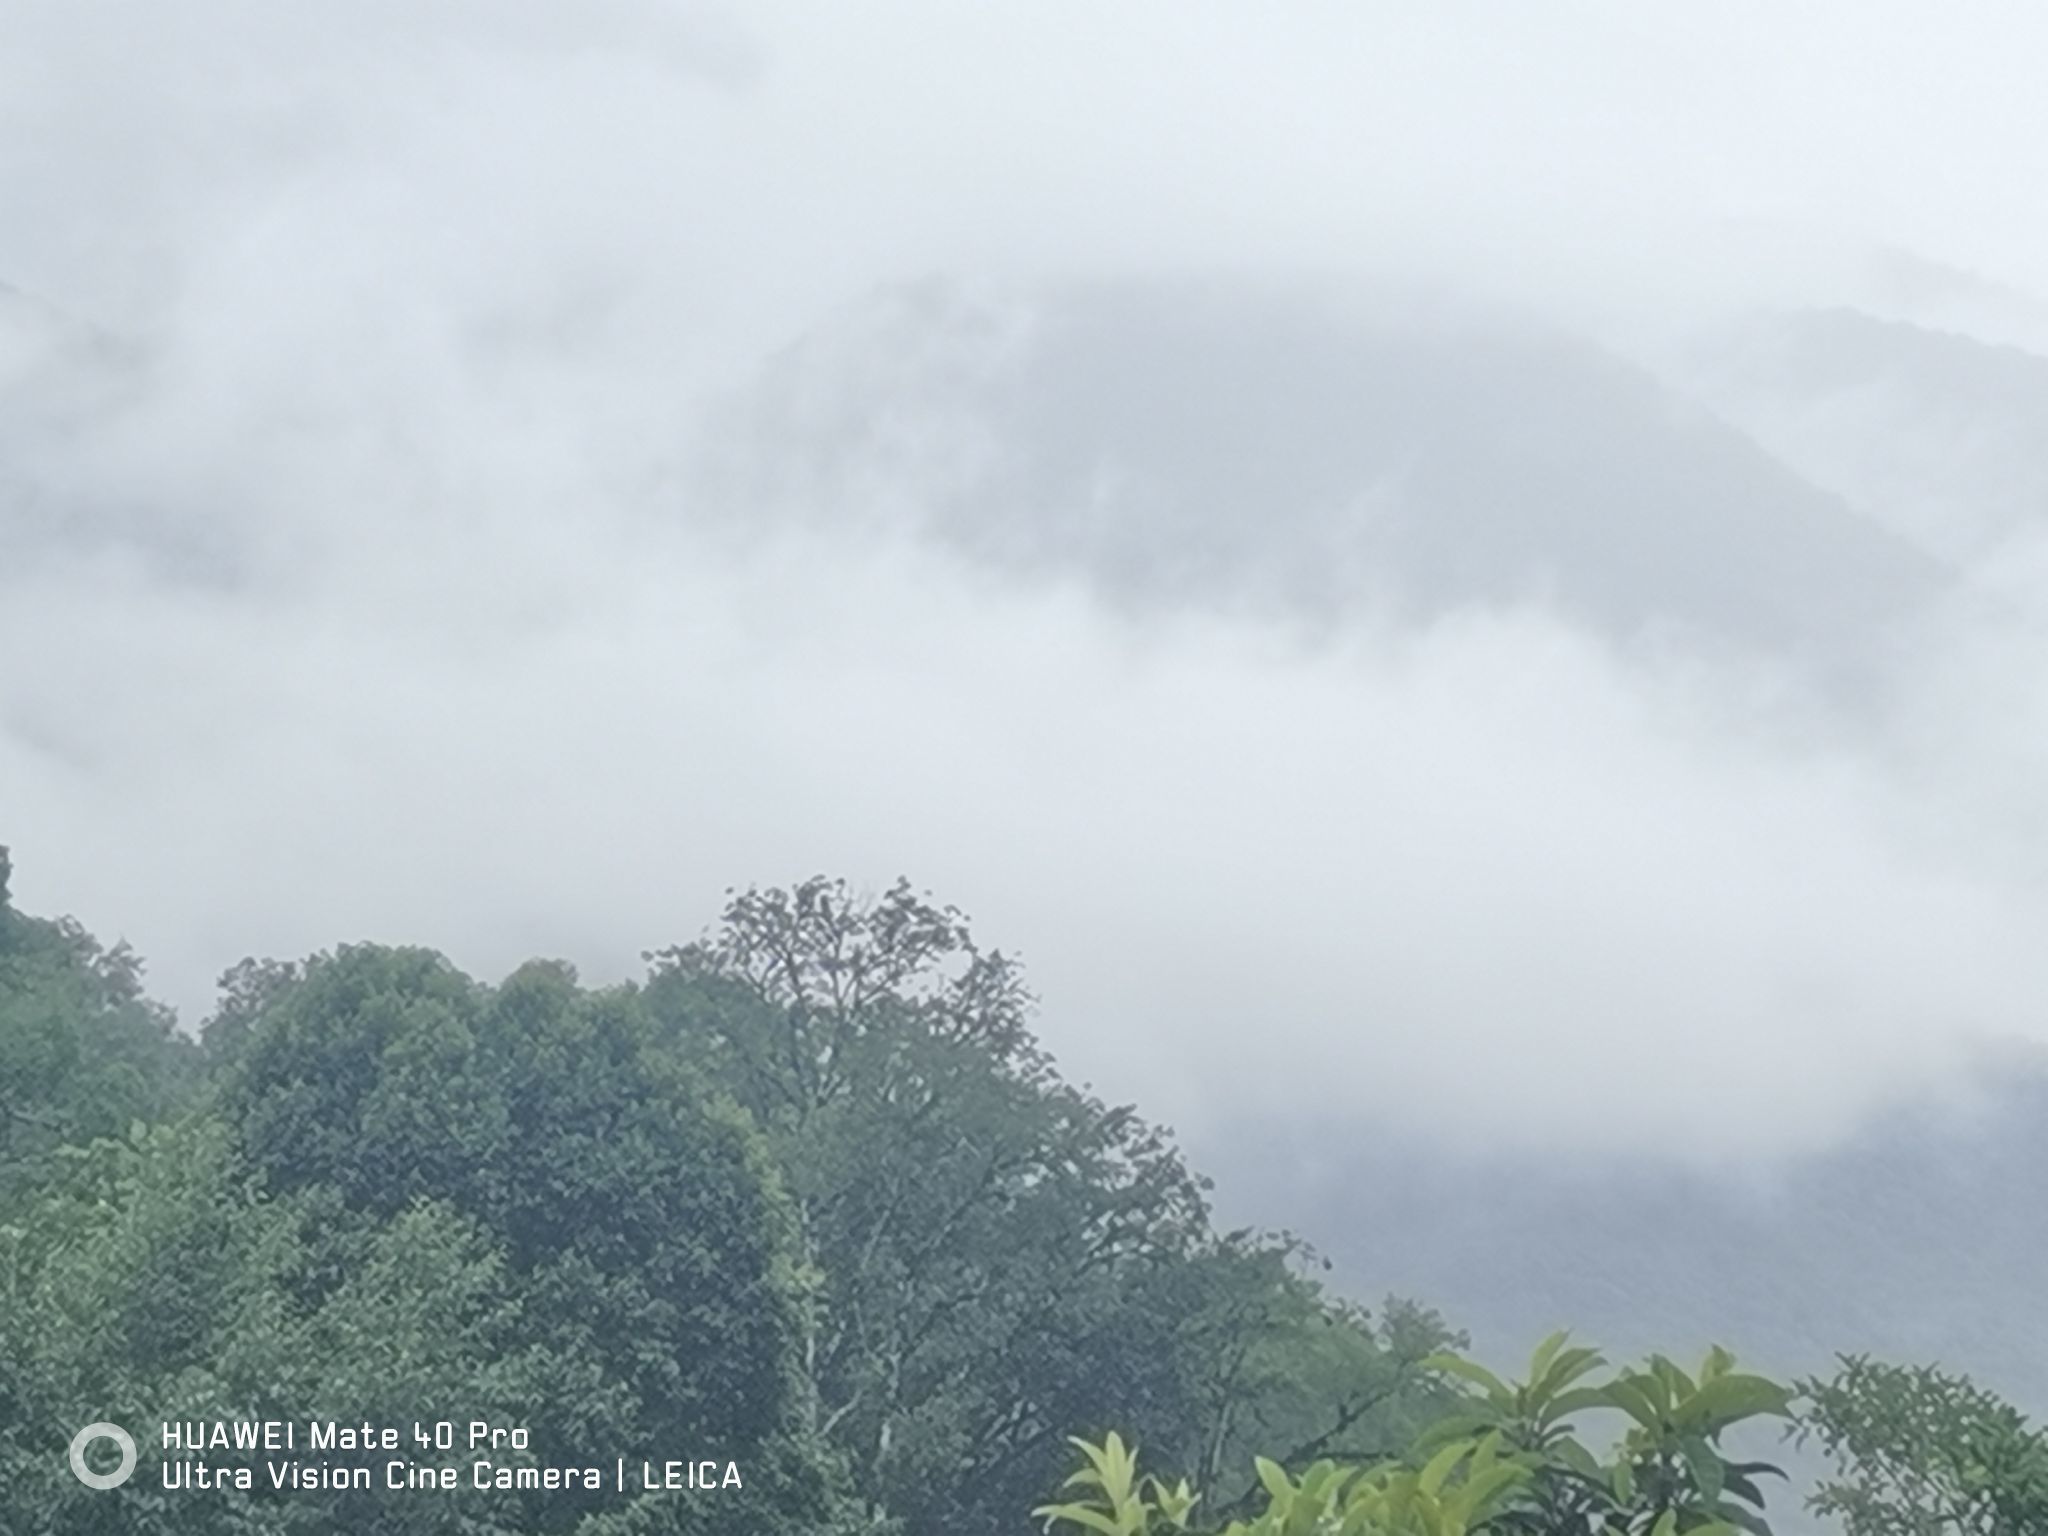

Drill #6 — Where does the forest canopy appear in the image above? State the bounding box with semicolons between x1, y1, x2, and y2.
1;852;2041;1536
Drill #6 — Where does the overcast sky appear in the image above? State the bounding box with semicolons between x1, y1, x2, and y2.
9;2;2048;1165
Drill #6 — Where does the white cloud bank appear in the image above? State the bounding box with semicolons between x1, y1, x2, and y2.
9;1;2048;1163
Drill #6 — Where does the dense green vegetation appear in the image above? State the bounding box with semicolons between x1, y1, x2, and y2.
1041;1335;1799;1536
1042;1345;2048;1536
3;850;2044;1535
0;861;1446;1534
1797;1358;2048;1536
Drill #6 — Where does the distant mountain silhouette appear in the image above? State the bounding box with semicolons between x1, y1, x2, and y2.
705;278;1947;675
1203;1050;2048;1418
1681;307;2048;566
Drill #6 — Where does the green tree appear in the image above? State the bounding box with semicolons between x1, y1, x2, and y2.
0;846;200;1192
216;945;845;1535
1799;1356;2048;1536
645;877;1452;1536
0;1116;542;1534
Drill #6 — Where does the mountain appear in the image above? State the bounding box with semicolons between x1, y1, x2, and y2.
1201;1053;2048;1416
1678;306;2048;567
702;278;1948;675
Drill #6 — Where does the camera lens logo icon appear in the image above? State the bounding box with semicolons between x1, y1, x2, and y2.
68;1423;137;1489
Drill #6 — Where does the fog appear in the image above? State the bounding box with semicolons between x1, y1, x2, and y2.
10;2;2048;1164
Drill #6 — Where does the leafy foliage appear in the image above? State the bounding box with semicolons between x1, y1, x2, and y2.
1799;1356;2048;1536
0;1117;542;1533
1038;1335;1794;1536
0;846;200;1193
216;946;841;1534
0;864;1454;1536
645;877;1453;1534
9;855;2026;1536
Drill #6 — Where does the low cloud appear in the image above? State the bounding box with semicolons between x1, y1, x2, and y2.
9;1;2048;1166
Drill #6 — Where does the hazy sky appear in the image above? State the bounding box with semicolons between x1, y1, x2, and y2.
10;2;2048;1164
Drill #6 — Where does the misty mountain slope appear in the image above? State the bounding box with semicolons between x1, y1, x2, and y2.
1681;307;2048;565
704;279;1947;668
1204;1055;2048;1417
